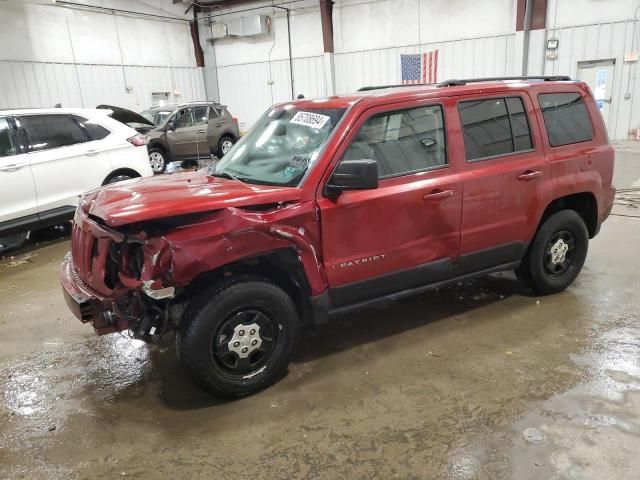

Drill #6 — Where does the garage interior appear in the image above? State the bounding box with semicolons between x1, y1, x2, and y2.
1;0;640;478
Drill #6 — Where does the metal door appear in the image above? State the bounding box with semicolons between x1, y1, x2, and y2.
576;59;615;130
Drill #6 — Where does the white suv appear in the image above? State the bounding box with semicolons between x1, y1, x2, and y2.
0;108;153;240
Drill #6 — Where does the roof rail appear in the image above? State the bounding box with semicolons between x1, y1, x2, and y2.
436;76;572;87
357;83;431;91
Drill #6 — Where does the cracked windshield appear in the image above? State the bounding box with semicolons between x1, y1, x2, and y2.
212;106;346;186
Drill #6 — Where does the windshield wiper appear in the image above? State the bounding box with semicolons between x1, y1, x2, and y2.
211;171;239;181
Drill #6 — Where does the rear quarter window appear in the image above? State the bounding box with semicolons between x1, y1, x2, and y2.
73;116;110;141
538;92;594;147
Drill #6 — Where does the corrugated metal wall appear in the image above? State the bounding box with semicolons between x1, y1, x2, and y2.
217;55;326;131
215;33;515;129
0;60;206;111
334;33;516;92
544;20;639;139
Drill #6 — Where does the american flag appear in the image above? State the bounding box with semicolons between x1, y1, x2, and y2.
401;50;439;84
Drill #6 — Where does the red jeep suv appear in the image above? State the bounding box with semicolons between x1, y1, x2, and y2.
60;76;615;397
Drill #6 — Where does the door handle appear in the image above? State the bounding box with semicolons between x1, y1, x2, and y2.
85;149;99;157
517;170;542;181
197;130;206;134
423;189;454;200
0;163;26;172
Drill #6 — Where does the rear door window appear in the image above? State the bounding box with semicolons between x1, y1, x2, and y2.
192;106;208;126
20;115;87;151
174;109;194;129
0;117;16;157
538;92;594;146
458;96;533;161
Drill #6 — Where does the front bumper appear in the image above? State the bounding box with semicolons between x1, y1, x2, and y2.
59;252;122;335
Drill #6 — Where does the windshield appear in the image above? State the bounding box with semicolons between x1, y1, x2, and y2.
140;110;173;126
213;106;346;186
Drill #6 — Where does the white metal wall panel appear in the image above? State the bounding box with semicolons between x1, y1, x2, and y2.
0;61;83;109
293;56;327;99
334;34;516;93
0;60;204;111
216;56;326;130
543;20;638;139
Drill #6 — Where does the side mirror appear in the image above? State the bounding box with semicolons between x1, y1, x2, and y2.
325;159;378;196
167;121;176;132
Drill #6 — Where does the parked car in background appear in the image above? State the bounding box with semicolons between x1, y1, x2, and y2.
140;102;240;173
0;108;152;245
59;77;615;398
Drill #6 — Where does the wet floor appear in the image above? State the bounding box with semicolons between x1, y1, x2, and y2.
1;147;640;479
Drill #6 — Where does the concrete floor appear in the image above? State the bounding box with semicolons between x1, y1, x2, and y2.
1;145;639;479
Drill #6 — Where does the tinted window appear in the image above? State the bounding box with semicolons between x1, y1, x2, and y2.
538;93;594;146
342;105;447;178
209;107;221;119
459;97;534;161
174;109;194;129
21;115;86;151
0;117;16;157
73;116;110;141
193;106;208;126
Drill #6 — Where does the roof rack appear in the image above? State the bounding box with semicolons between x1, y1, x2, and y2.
357;83;431;91
357;76;571;92
436;76;572;87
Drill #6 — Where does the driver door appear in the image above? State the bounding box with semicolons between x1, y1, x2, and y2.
317;101;463;307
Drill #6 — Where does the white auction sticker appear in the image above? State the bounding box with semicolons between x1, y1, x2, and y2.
290;111;330;129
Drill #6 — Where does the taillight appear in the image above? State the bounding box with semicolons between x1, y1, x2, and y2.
127;134;147;146
232;117;238;124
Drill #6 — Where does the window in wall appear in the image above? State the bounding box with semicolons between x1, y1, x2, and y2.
20;115;87;151
341;105;447;178
538;92;594;147
73;116;110;141
0;118;16;158
459;97;533;161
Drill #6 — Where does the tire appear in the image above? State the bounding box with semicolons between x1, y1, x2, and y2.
217;135;235;158
518;210;589;295
148;148;167;173
177;278;299;398
105;174;134;184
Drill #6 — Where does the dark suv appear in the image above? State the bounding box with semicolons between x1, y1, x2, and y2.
141;102;240;173
60;76;615;398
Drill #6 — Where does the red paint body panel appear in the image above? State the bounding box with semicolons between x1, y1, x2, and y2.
59;79;616;335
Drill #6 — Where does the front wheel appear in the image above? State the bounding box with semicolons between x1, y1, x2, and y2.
148;148;167;174
177;279;299;398
517;210;589;295
217;136;235;158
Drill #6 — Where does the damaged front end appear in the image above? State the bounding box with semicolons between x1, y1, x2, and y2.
60;207;185;340
59;195;323;342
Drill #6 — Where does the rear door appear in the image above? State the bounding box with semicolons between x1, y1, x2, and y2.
192;105;210;159
0;116;37;226
317;100;463;307
166;107;199;160
19;114;110;215
455;93;552;272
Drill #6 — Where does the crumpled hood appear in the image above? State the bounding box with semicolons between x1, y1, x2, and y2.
83;171;302;227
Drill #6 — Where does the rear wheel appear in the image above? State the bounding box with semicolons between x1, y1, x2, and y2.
517;210;589;294
177;279;299;398
149;148;167;173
